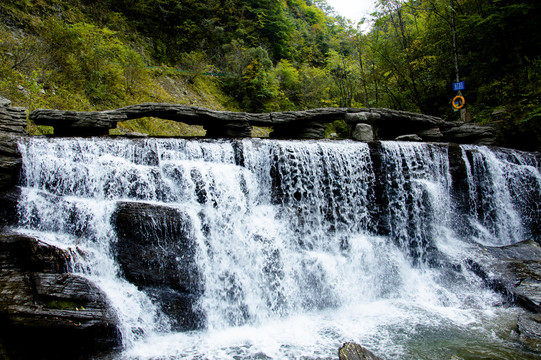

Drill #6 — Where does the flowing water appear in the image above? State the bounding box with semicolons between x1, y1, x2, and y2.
13;138;541;359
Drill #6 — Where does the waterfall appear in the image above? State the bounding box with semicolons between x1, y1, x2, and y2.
13;138;541;359
461;145;541;245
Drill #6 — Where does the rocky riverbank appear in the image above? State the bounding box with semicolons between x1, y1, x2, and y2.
467;240;541;352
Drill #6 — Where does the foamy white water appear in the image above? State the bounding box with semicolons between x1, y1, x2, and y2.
13;138;540;359
462;145;541;246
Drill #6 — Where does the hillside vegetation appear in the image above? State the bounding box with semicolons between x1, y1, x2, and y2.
0;0;540;148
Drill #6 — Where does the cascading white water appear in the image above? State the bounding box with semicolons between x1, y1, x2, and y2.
462;145;541;246
13;138;541;359
377;142;453;262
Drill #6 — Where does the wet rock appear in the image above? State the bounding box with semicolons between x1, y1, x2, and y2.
518;313;541;352
467;240;541;313
446;144;471;236
0;234;121;359
144;287;202;330
0;188;20;231
112;201;204;330
338;342;383;360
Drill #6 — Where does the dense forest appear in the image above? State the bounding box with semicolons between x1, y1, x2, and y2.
0;0;540;148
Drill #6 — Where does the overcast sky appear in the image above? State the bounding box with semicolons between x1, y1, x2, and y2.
326;0;377;24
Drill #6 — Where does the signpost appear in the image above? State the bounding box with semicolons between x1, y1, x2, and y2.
452;81;465;91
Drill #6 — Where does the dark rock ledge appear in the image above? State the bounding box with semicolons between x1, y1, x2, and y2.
0;234;121;359
467;240;541;352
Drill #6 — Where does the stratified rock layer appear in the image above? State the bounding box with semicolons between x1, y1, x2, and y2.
0;234;121;359
0;103;27;191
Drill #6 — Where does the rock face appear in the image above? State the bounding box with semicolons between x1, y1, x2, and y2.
0;101;27;191
338;342;383;360
0;188;20;231
0;99;122;359
467;240;541;352
0;234;121;359
471;240;541;313
112;201;204;330
518;314;541;352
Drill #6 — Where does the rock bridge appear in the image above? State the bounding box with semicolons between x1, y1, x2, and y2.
28;102;495;144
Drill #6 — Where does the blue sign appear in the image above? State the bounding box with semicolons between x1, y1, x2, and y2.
453;81;465;91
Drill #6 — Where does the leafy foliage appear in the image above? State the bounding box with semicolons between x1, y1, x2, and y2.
0;0;540;146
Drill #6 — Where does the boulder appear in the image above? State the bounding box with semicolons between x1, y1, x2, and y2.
338;342;383;360
0;234;121;359
0;96;11;107
112;201;204;330
352;123;374;142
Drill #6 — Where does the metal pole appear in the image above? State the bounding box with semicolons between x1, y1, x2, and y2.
451;0;460;84
451;0;467;121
